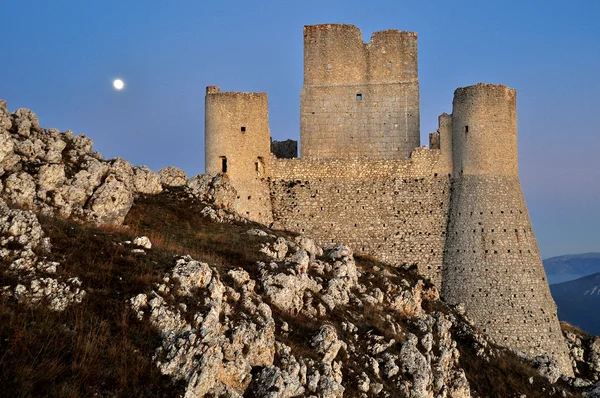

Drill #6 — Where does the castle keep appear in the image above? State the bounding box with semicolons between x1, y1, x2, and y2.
204;24;573;375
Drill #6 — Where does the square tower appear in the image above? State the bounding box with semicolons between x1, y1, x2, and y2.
300;24;420;159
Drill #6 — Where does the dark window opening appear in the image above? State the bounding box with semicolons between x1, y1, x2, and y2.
220;156;228;173
241;126;246;132
464;125;469;133
356;93;362;100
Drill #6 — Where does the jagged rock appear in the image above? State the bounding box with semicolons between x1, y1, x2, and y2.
171;256;213;296
0;99;12;130
37;164;66;200
86;176;134;225
130;256;277;397
259;261;321;314
400;334;432;398
1;199;84;312
248;366;306;398
11;108;40;137
187;173;238;212
246;228;268;237
260;237;289;260
107;158;135;189
186;174;212;197
321;245;358;310
533;355;561;384
40;129;67;163
13;277;86;311
0;129;14;164
311;324;346;364
132;165;162;194
295;235;323;259
159;166;187;187
3;172;36;206
61;158;109;207
585;381;600;398
133;236;152;249
71;134;94;154
0;198;49;255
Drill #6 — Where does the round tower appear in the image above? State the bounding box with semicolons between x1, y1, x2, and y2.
204;86;273;224
442;83;573;376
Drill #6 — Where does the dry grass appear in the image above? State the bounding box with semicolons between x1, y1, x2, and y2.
0;189;588;397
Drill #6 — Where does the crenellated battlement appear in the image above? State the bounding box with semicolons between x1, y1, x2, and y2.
303;24;418;85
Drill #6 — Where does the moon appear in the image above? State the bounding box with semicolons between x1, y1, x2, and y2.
113;79;125;91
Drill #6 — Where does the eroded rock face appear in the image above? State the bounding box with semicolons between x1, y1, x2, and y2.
0;101;167;225
159;166;187;187
130;255;276;396
187;173;237;212
133;166;162;194
0;199;85;311
127;229;478;397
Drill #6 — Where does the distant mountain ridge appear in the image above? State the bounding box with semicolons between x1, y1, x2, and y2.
543;252;600;285
550;272;600;336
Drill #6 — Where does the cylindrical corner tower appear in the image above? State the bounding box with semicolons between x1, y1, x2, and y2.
442;83;573;376
205;86;273;224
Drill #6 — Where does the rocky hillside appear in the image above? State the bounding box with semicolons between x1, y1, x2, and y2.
1;100;600;397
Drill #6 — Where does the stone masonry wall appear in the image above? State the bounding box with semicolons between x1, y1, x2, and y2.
301;24;420;159
205;87;273;224
442;83;573;376
442;176;573;374
270;148;450;286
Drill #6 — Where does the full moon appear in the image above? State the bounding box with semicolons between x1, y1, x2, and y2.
113;79;124;90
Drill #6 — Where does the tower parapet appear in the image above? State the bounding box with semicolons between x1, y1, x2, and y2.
300;24;420;159
442;83;573;376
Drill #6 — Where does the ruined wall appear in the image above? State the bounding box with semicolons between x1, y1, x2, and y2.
271;139;298;159
205;86;273;223
301;24;420;159
442;83;573;375
270;148;450;286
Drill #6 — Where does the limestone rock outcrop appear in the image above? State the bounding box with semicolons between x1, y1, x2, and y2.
0;198;85;311
0;100;166;225
129;230;476;397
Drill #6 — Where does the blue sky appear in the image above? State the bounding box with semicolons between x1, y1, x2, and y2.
1;0;599;258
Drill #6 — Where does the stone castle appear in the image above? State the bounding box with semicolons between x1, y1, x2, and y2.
204;24;573;375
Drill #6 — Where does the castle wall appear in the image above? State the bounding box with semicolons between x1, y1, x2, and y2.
270;148;450;286
300;24;420;159
442;83;573;375
205;86;273;223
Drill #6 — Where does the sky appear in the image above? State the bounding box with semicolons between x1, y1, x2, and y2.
0;0;599;258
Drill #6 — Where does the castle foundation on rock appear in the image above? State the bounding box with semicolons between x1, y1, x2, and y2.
204;23;573;375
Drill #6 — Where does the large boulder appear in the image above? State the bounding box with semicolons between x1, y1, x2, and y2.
3;172;36;206
159;166;187;187
11;108;40;137
133;166;162;194
86;176;134;225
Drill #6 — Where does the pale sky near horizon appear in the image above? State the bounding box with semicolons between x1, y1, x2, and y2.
1;0;598;258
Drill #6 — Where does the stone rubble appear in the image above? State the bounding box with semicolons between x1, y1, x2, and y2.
0;198;85;311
